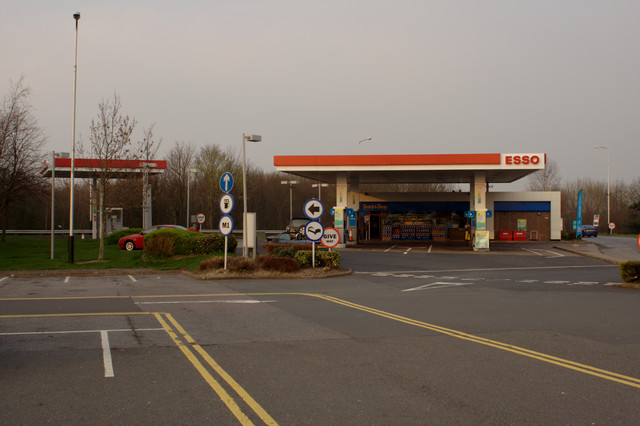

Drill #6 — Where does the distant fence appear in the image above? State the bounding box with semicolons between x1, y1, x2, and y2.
3;229;283;238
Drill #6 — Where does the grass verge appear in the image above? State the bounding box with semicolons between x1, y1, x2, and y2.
0;236;218;272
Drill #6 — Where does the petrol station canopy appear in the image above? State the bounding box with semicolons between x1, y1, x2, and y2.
273;153;545;184
40;157;167;179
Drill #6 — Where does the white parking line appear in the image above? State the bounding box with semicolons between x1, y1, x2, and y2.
128;275;137;282
403;282;472;292
64;276;70;284
404;248;412;255
384;245;396;253
544;280;570;284
570;282;599;286
0;277;7;283
101;331;114;378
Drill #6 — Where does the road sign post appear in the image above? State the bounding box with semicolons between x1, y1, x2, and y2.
321;227;340;250
303;199;325;268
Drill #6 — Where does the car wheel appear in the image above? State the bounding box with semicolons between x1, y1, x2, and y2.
124;240;136;251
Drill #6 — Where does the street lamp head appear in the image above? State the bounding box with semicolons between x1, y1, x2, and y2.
73;12;81;21
245;134;262;142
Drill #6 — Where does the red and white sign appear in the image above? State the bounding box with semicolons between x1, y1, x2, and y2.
501;153;544;167
321;227;341;249
593;214;600;226
197;213;206;224
637;234;640;251
609;222;616;230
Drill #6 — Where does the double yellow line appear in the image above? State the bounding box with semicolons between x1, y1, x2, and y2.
311;294;640;390
154;312;277;426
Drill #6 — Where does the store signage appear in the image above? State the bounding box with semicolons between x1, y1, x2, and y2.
502;153;543;167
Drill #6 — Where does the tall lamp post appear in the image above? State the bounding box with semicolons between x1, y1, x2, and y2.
281;180;299;222
69;11;80;263
594;146;611;234
357;137;372;154
242;133;261;257
312;182;329;201
186;168;196;228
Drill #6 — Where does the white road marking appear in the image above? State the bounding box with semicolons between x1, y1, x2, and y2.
545;280;570;284
415;275;435;279
384;245;396;253
570;282;599;286
427;245;432;253
128;275;137;282
439;276;459;280
522;248;543;256
0;328;163;336
605;282;621;287
135;300;276;305
543;250;565;258
0;276;7;282
517;280;539;283
64;276;70;284
404;248;412;255
403;282;472;292
101;331;114;378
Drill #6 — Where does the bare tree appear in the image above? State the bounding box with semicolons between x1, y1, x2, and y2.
159;141;196;226
528;159;561;191
0;77;47;242
87;93;137;260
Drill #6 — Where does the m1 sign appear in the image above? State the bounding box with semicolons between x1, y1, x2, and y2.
501;153;545;168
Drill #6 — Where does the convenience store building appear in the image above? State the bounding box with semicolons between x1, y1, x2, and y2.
274;153;561;251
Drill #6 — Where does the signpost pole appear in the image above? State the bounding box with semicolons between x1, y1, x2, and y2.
224;236;228;270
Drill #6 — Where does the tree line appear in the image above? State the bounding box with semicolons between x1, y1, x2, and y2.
2;78;640;241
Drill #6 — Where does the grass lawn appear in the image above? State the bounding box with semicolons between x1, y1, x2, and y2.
0;236;219;272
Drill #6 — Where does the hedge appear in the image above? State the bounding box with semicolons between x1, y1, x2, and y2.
620;261;640;284
294;250;341;269
144;229;237;257
106;228;143;245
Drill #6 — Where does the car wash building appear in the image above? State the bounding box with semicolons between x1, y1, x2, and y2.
274;153;561;251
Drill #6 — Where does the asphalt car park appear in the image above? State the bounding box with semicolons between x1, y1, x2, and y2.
1;243;639;424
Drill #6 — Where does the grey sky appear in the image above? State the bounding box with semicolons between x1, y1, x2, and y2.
2;1;638;188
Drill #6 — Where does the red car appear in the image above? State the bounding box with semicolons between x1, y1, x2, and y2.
118;225;188;251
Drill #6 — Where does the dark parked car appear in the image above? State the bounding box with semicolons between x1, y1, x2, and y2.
118;225;188;251
265;232;323;249
286;217;311;236
582;225;598;237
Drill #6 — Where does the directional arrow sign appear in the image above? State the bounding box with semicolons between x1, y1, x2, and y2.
218;215;234;236
305;221;324;241
303;198;324;220
219;172;234;193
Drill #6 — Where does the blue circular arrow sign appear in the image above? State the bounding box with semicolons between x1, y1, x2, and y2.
303;198;324;220
219;172;234;193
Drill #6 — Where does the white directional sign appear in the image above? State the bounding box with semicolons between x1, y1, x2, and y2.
219;194;234;215
219;172;234;193
303;198;324;220
218;215;234;236
304;221;324;241
321;227;340;248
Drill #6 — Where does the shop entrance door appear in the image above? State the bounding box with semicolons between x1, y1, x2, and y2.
369;213;381;240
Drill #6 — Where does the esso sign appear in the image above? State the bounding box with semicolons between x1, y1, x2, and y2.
503;154;542;166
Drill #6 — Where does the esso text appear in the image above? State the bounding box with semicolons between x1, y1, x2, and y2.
504;155;541;165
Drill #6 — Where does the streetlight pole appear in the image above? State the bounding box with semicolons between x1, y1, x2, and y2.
186;168;196;228
312;182;328;201
242;133;261;257
357;137;372;154
281;180;299;222
594;146;610;234
69;11;80;263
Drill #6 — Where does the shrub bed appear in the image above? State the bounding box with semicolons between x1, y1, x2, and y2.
144;229;237;257
263;243;314;255
106;228;143;245
620;261;640;284
260;256;300;272
294;250;341;269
